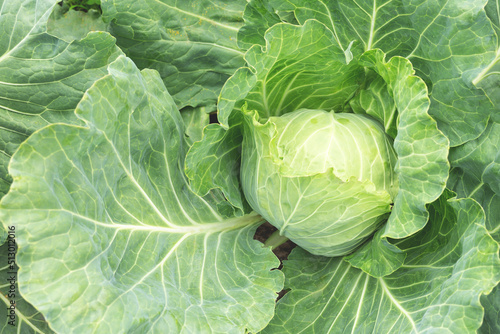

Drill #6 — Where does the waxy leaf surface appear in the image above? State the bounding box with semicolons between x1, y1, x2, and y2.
101;0;247;110
0;0;122;197
263;194;500;334
268;0;496;146
0;56;283;334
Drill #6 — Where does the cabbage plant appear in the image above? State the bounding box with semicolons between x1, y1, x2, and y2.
0;0;499;333
241;109;398;256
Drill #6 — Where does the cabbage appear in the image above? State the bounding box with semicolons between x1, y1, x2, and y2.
242;109;398;256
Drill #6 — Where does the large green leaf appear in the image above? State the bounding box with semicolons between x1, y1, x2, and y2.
185;112;250;216
101;0;247;110
263;193;500;333
47;6;107;42
0;241;55;334
267;0;496;146
237;0;281;49
471;0;500;122
480;285;500;334
358;50;449;240
449;121;500;241
187;19;362;215
218;19;361;126
0;56;283;333
0;0;122;197
455;3;500;331
346;50;448;277
448;120;500;334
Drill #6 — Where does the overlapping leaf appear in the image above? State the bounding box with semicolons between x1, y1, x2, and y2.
448;121;500;333
187;20;362;210
471;0;500;122
0;242;55;334
237;0;281;49
47;6;107;42
263;193;500;333
218;19;361;125
480;285;500;334
445;2;500;331
449;122;500;241
359;50;449;239
266;0;496;146
0;0;122;197
180;106;211;145
185;112;250;216
101;0;247;110
0;56;283;333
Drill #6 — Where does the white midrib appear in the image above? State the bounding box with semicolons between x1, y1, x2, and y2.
59;209;263;234
351;274;370;333
367;0;377;50
92;234;190;334
472;47;500;86
0;4;55;64
379;278;418;332
154;0;239;32
320;0;344;51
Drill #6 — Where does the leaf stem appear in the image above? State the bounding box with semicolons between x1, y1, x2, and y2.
264;230;289;249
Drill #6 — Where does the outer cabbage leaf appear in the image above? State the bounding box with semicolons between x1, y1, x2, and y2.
0;242;55;334
0;0;122;197
263;193;500;334
0;56;283;333
47;6;107;42
267;0;496;146
350;71;398;138
359;50;449;238
480;285;500;334
237;0;282;49
187;19;362;215
180;106;211;145
344;227;405;278
471;0;500;122
185;112;250;216
449;121;500;241
448;121;500;334
101;0;247;110
343;50;449;277
459;2;500;331
218;19;362;126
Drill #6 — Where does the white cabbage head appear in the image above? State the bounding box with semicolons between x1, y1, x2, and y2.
241;109;399;256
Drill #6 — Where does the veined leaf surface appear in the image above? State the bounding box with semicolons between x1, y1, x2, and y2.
448;120;500;334
450;1;500;331
0;0;122;197
0;56;283;333
0;242;55;334
267;0;496;146
101;0;247;110
263;194;500;333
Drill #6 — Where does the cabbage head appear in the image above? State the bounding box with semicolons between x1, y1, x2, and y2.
241;109;399;256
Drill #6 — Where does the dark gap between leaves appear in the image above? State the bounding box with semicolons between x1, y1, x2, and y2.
254;222;296;301
209;112;218;124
